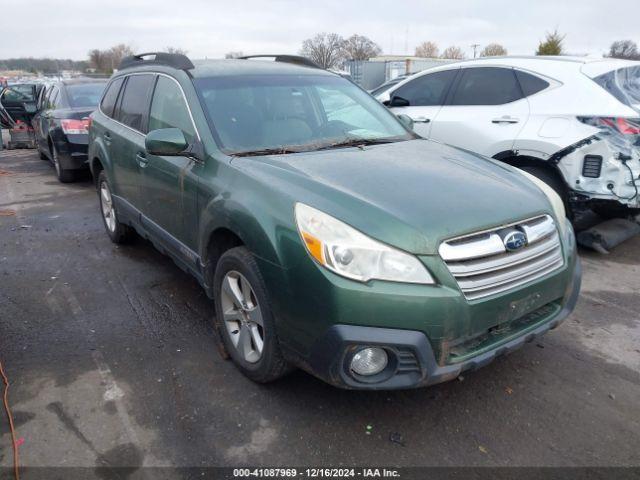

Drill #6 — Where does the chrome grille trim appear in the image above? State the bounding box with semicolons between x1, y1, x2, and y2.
439;215;564;301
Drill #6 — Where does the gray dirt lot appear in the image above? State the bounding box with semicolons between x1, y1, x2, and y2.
0;149;639;475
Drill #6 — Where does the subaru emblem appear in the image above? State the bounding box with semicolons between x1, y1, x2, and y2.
503;230;527;252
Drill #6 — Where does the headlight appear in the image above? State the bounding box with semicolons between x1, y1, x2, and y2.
515;169;567;234
294;203;434;284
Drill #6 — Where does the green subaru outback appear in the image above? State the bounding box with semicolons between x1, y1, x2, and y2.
88;53;581;389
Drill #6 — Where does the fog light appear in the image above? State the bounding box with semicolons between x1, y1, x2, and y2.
350;347;388;376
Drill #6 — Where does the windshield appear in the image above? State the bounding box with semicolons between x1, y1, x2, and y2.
194;74;413;155
594;66;640;112
67;83;106;108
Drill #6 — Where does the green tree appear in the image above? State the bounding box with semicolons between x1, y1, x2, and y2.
536;30;565;56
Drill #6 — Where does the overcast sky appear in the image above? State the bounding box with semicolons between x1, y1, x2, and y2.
2;0;639;60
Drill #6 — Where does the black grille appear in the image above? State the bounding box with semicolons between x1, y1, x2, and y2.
395;348;421;374
582;155;603;178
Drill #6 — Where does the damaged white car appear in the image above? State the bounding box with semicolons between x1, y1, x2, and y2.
378;56;640;218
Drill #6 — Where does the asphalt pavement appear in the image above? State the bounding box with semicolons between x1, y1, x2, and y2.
0;149;639;477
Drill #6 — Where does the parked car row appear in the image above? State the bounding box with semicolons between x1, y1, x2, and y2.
80;52;580;390
32;79;107;181
373;56;640;219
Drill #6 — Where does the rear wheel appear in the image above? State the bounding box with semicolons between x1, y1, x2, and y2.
98;171;133;244
519;165;572;219
51;143;75;183
213;246;290;383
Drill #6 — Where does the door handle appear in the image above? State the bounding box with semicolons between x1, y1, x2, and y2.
413;116;431;123
136;152;148;168
492;116;519;124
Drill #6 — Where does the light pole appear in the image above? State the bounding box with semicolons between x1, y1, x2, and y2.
471;44;480;58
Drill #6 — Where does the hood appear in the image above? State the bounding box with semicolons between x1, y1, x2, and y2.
232;139;553;255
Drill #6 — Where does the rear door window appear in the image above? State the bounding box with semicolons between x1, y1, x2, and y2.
148;76;196;142
391;70;458;106
116;74;155;132
48;87;60;109
451;67;522;105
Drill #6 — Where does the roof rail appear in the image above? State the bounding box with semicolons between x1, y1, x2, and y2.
118;52;195;71
238;55;320;69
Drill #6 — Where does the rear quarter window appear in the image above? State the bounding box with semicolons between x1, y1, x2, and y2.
515;70;550;97
100;78;124;118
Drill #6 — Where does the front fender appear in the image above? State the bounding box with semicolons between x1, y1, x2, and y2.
198;187;302;270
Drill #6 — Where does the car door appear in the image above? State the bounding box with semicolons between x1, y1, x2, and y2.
41;86;60;149
32;85;51;150
141;75;200;251
429;67;530;157
387;68;460;138
96;77;125;174
110;74;156;211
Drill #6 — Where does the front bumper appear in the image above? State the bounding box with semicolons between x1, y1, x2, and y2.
301;257;581;390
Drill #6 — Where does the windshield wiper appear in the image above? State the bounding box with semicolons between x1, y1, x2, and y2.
315;137;399;151
230;146;306;157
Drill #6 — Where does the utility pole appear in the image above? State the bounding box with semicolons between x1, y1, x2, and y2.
471;44;480;58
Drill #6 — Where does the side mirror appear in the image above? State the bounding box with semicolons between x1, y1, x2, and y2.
397;114;414;131
145;128;188;156
389;95;410;108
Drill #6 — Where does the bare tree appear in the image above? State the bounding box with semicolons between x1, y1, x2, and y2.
536;30;565;56
164;47;188;55
480;43;508;57
609;40;640;60
225;51;244;59
441;46;465;60
109;44;134;71
341;34;381;61
414;41;439;58
300;32;345;69
88;49;108;72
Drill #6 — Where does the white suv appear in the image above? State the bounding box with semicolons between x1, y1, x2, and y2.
377;56;640;218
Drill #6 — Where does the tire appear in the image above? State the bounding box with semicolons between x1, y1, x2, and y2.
97;170;133;244
39;149;48;160
213;246;290;383
519;165;572;220
51;143;75;183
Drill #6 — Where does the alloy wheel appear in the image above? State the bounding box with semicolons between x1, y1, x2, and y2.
100;181;116;233
220;270;265;363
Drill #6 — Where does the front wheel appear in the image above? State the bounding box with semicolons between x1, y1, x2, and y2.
213;246;290;383
98;171;133;244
